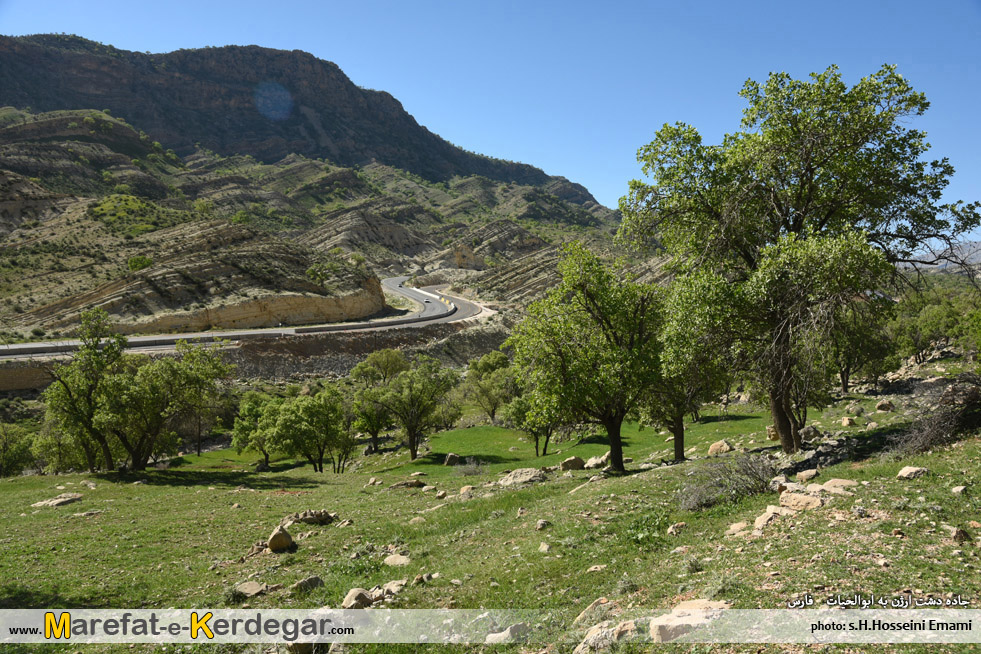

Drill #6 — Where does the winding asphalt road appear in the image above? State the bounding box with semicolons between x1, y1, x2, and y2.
0;276;482;361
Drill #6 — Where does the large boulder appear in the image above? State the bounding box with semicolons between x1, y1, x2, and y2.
341;588;374;609
897;466;929;480
798;425;821;442
31;493;82;508
584;452;610;469
560;456;586;471
875;399;894;412
444;453;460;466
649;600;732;643
707;440;734;456
267;525;294;553
498;468;547;487
383;553;411;566
779;492;823;511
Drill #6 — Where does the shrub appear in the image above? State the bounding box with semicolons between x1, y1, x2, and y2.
454;456;487;477
679;454;776;511
127;255;153;271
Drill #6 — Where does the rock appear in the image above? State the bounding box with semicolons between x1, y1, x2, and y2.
754;511;779;530
585;452;610;469
341;588;373;609
435;490;447;499
538;542;551;553
421;485;436;492
797;469;819;482
408;517;426;525
381;579;407;596
80;480;97;489
390;479;426;489
560;456;586;471
235;581;269;598
31;493;82;508
667;522;687;536
952;486;967;495
536;519;550;531
231;503;242;509
367;477;377;485
384;554;411;566
897;466;929;480
290;576;324;593
649;600;732;643
798;425;821;442
866;421;879;430
779;492;823;511
498;468;546;487
876;399;894;412
823;478;859;490
725;522;749;536
267;525;294;553
573;597;617;626
707;440;734;456
766;425;779;441
586;564;607;573
846;403;865;416
768;474;789;491
282;509;336;527
459;485;474;495
485;622;530;644
444;453;460;466
841;416;856;427
944;526;972;543
812;483;853;496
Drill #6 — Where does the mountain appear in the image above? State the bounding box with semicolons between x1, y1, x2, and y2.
0;34;605;213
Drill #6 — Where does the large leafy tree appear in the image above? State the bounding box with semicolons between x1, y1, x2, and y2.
506;243;662;472
372;356;459;460
232;394;281;469
276;386;353;473
43;308;127;472
620;65;979;452
464;351;517;424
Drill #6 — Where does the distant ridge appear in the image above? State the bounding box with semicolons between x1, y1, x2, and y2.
0;33;602;209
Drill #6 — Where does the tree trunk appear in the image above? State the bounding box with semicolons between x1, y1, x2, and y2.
408;431;418;460
98;438;115;472
670;413;686;461
196;415;203;456
839;368;850;394
542;429;552;456
534;434;540;457
603;415;626;473
769;389;797;454
370;431;379;454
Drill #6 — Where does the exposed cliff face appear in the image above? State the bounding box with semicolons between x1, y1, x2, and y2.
0;34;600;200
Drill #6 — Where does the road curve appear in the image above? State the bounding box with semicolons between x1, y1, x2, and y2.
0;276;483;360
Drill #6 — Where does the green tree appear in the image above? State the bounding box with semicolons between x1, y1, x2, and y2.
173;341;235;455
372;357;459;460
502;391;565;457
619;65;979;452
506;243;662;472
43;308;126;471
353;386;390;454
0;422;33;477
276;386;353;473
351;349;410;387
232;394;281;469
829;299;896;393
464;351;516;423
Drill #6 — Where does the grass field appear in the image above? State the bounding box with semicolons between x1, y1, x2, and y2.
1;391;979;653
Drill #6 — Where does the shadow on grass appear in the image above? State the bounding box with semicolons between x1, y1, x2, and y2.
93;467;323;490
697;414;757;424
0;583;102;609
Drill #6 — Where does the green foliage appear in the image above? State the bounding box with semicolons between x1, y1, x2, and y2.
0;422;34;477
464;351;516;423
506;242;663;471
275;385;354;473
617;64;979;452
353;386;391;454
350;349;410;387
232;393;280;466
126;255;153;271
86;194;194;237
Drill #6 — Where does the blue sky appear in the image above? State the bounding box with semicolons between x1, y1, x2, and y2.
1;0;978;211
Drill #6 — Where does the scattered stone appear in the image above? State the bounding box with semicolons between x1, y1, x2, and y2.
779;492;823;511
585;452;611;469
952;486;967;495
384;554;411;567
667;522;687;536
573;597;617;626
586;565;607;573
80;480;97;490
408;517;426;525
412;573;433;586
282;510;336;527
766;425;779;441
231;503;242;509
410;471;426;477
71;510;103;518
435;490;447;499
485;622;530;644
649;600;732;643
866;421;879;429
341;588;373;609
841;416;856;427
336;519;353;527
560;456;586;471
823;478;859;490
31;493;82;508
725;522;749;536
944;526;972;543
390;479;426;489
897;466;929;480
876;399;894;412
235;581;271;598
498;468;546;487
538;542;551;553
797;469;819;482
536;519;550;531
381;579;407;596
846;403;865;416
290;576;324;593
367;477;377;486
707;440;734;456
798;425;821;442
444;453;460;466
421;485;436;492
267;525;294;553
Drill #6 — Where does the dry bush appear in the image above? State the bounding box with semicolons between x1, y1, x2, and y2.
679;454;776;511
